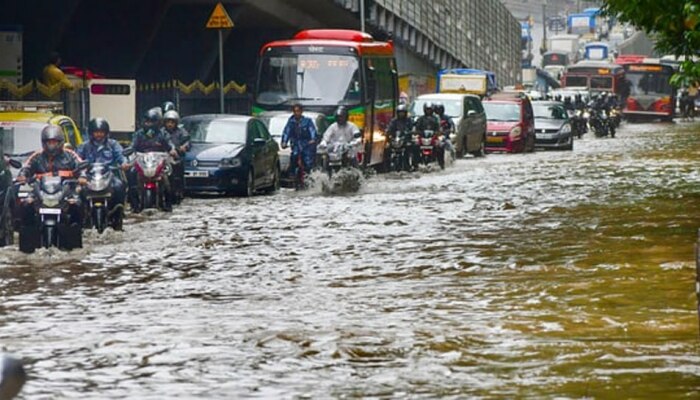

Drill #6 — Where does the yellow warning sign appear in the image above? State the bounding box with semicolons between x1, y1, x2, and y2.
206;3;234;29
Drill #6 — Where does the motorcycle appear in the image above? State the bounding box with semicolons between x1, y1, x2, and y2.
589;107;615;138
83;163;123;233
17;163;88;253
415;129;446;169
133;152;172;211
389;131;413;172
318;133;362;194
571;108;588;138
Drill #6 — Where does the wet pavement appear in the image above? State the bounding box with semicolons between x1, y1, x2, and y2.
1;121;700;398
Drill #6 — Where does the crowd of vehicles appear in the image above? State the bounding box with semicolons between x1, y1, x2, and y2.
0;26;691;255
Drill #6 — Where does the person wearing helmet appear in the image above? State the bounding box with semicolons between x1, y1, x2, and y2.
386;103;418;171
281;104;318;187
319;106;361;167
414;102;443;167
17;125;87;230
77;118;128;230
161;100;176;113
433;102;456;162
128;107;177;212
162;110;190;204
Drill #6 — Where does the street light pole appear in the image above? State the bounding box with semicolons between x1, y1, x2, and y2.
360;0;365;32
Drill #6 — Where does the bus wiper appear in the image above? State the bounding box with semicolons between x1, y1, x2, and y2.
281;97;322;104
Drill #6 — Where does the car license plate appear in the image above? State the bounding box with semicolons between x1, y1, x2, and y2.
536;133;556;139
487;136;504;143
186;171;209;178
39;208;61;215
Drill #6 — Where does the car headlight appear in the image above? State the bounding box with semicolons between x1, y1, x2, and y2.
559;124;572;134
220;157;242;168
509;126;522;139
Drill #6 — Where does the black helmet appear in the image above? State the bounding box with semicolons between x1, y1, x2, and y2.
396;103;408;117
88;117;110;144
434;102;445;115
423;102;434;114
41;125;65;156
162;101;176;113
335;106;349;124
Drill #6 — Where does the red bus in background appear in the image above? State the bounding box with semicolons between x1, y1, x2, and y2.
561;61;626;97
253;29;398;167
614;54;647;65
621;63;675;121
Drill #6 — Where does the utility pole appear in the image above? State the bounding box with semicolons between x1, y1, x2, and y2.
360;0;365;32
542;2;547;55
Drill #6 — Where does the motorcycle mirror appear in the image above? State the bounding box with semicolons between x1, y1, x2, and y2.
77;160;90;170
122;148;135;157
7;159;21;169
353;131;362;139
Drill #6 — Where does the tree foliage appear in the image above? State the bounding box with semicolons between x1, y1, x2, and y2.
602;0;700;86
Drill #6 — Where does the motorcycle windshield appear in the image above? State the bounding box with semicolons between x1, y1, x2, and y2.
40;176;63;194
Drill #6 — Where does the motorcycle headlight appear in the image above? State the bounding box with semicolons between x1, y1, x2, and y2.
87;177;110;192
583;111;590;119
220;157;242;168
559;124;572;134
509;126;522;139
575;110;582;116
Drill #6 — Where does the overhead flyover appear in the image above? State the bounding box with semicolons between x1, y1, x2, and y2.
0;0;521;101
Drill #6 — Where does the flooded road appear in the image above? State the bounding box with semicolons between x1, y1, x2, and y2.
2;121;700;398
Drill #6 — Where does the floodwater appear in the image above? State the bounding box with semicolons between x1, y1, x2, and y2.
1;121;700;398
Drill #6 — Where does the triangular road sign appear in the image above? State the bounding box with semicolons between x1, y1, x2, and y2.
206;3;234;29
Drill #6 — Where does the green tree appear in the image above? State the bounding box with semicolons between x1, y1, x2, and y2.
603;0;700;86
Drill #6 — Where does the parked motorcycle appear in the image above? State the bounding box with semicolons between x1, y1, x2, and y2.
133;152;172;211
415;129;446;169
17;163;88;253
83;163;123;233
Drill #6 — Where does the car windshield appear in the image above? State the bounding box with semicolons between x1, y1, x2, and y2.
183;119;247;144
483;103;521;121
0;122;49;156
533;104;567;119
256;54;361;106
410;99;463;117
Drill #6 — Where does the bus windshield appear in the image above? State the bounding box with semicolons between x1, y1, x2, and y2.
626;71;673;96
256;54;361;107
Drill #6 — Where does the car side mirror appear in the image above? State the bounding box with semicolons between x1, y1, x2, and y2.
467;110;477;117
253;138;266;147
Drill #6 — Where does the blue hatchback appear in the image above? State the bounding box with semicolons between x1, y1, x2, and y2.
181;114;280;196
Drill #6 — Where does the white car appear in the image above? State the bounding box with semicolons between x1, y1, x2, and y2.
258;111;329;186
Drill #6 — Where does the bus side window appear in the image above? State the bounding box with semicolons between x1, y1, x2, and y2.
364;60;377;102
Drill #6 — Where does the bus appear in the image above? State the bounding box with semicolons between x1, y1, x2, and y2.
621;63;675;121
562;61;626;97
253;29;398;167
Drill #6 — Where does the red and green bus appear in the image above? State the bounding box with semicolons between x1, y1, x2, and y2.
621;63;675;121
253;29;398;167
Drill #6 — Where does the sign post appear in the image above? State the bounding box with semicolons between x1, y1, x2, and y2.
206;2;234;113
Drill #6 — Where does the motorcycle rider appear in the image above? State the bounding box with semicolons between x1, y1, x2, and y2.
414;102;444;167
281;104;318;185
386;103;418;170
563;96;574;112
162;110;190;204
77;118;128;229
320;106;361;167
16;125;86;227
161;100;176;114
128;108;177;212
434;102;456;161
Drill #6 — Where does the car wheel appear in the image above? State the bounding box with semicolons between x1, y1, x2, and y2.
526;132;535;152
265;164;280;194
456;136;465;158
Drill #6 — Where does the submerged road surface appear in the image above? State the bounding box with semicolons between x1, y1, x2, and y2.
1;121;700;398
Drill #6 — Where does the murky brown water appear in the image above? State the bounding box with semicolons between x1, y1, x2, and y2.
1;122;699;398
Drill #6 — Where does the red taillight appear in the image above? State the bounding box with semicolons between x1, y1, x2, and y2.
144;182;156;189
